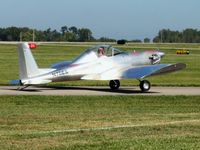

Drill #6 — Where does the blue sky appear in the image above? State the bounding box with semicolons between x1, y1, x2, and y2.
0;0;199;40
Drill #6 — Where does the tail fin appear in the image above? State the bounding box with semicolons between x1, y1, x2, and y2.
18;42;40;79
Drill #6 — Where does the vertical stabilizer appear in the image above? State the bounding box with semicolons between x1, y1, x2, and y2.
18;43;40;79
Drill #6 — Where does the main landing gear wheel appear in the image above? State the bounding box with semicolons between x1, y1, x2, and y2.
109;80;120;90
139;80;151;92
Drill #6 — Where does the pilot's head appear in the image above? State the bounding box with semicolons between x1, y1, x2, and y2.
98;47;105;56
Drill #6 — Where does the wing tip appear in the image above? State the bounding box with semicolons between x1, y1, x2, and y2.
175;63;186;69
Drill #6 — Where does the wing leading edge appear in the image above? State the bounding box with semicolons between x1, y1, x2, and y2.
122;63;186;79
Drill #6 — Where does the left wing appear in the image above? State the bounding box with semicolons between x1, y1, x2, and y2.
51;61;72;69
122;63;186;79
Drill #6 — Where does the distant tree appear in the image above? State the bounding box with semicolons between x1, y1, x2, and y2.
69;26;78;34
35;30;46;41
22;31;32;41
99;37;116;42
60;26;68;35
68;26;78;41
78;28;94;42
43;28;52;41
153;28;200;43
64;32;76;42
52;29;61;41
6;27;21;41
144;38;150;43
0;28;6;41
130;39;142;43
182;28;198;43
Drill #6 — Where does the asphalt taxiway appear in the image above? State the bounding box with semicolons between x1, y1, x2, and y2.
0;86;200;96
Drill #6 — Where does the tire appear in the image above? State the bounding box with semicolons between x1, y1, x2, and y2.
139;80;151;92
109;80;120;90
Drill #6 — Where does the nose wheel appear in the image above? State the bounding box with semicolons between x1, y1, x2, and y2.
109;80;120;90
139;80;151;92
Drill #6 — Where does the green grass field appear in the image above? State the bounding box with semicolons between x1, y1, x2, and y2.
0;43;200;149
0;95;200;149
0;43;199;86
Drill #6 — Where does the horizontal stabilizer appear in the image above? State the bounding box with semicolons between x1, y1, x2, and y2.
21;79;52;85
10;80;21;85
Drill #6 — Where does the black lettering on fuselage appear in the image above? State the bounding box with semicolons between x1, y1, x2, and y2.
52;70;68;77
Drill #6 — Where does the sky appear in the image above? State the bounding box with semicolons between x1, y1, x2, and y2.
0;0;199;40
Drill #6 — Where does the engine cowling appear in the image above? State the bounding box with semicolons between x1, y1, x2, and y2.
149;54;161;64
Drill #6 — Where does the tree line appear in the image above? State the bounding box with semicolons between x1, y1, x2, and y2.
153;28;200;43
0;26;116;42
0;26;200;43
0;26;96;42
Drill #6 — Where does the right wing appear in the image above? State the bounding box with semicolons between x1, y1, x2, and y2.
122;63;186;79
81;63;186;80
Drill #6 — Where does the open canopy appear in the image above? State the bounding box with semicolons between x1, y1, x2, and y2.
72;45;126;64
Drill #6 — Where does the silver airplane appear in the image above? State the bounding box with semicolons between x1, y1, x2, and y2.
11;42;186;92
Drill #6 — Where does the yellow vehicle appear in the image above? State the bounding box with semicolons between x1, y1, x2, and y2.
176;50;190;55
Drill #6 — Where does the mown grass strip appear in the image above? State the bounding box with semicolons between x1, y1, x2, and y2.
0;95;200;149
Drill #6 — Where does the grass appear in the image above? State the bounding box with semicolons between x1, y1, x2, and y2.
0;43;200;86
0;95;200;149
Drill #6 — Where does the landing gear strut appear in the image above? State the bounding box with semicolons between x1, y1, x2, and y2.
17;85;30;91
17;80;30;91
109;80;120;90
139;80;151;92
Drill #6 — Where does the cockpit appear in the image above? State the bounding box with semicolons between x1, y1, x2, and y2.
72;45;126;64
95;45;125;57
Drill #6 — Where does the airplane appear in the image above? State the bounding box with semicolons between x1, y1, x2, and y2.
11;42;186;92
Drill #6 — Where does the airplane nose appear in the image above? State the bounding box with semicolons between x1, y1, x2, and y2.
158;51;165;58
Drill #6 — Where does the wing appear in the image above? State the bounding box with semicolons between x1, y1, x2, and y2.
122;63;186;79
81;63;186;80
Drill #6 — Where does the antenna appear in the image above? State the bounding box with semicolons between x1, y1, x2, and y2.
32;29;35;42
20;32;22;42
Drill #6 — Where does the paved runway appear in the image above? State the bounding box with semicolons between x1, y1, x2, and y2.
0;86;200;96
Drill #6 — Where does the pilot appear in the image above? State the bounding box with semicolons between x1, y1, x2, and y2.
98;47;105;57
